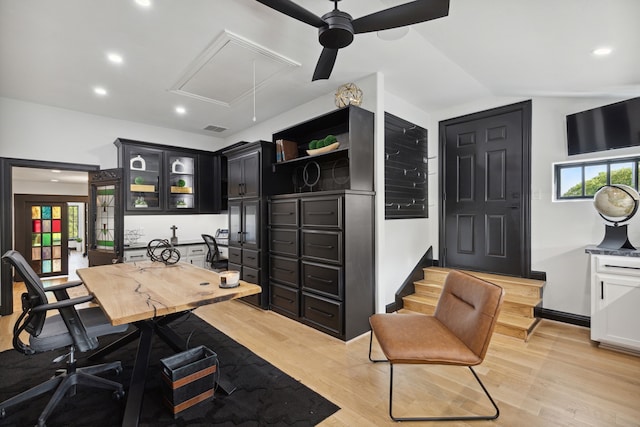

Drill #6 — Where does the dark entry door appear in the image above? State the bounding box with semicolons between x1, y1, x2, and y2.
440;101;531;277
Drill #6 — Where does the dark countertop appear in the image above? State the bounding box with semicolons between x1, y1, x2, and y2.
585;245;640;257
124;238;228;250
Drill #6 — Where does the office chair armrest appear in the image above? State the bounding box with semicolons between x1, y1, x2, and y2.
44;280;84;293
30;294;95;313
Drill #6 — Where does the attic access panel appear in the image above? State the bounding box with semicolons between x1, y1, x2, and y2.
384;112;429;219
170;30;300;107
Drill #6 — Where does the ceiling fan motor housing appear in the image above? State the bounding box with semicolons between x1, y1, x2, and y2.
319;10;354;49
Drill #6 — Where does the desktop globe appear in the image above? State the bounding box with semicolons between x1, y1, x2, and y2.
593;184;640;249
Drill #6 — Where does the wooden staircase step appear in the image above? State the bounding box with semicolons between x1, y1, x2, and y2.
414;280;541;307
422;267;544;299
494;313;540;341
403;267;545;341
404;291;539;319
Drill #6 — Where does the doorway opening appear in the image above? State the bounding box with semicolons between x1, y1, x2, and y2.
0;158;99;315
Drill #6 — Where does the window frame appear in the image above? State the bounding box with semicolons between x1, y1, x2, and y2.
555;155;640;200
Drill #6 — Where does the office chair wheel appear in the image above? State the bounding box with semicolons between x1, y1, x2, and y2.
113;390;125;401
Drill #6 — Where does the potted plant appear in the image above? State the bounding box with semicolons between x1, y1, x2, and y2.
75;237;83;251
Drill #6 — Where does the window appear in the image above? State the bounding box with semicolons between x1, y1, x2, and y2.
68;205;79;239
556;156;640;200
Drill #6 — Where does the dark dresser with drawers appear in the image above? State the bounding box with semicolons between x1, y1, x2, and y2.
269;191;374;340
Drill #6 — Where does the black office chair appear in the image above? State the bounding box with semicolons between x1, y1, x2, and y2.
201;234;228;271
0;250;129;427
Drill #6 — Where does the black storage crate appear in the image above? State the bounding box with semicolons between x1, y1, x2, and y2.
160;345;217;417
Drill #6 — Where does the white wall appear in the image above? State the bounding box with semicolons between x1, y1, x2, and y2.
123;214;228;245
0;97;225;166
1;96;229;243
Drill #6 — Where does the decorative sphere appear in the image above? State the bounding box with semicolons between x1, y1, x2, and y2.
335;83;362;108
593;184;640;224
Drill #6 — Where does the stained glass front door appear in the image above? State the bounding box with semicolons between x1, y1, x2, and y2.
30;203;66;276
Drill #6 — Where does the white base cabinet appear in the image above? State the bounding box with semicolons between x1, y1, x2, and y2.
590;253;640;354
123;243;207;268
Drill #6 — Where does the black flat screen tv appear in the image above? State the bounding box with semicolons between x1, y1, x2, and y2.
566;96;640;156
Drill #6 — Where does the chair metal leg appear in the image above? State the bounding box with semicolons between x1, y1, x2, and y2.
37;369;124;427
388;364;500;422
368;331;388;363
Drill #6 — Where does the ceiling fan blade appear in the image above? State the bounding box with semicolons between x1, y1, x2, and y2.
312;48;338;81
352;0;450;34
255;0;325;28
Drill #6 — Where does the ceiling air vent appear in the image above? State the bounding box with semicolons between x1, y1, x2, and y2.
203;124;227;133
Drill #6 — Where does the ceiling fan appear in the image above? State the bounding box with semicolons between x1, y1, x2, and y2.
255;0;450;81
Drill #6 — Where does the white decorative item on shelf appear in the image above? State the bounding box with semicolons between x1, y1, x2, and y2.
307;142;340;156
172;159;186;173
130;155;146;171
335;83;363;108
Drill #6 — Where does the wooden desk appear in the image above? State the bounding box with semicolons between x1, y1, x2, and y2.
77;261;260;427
77;261;259;325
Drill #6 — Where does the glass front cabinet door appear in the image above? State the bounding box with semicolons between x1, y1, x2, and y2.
167;152;196;211
125;145;162;212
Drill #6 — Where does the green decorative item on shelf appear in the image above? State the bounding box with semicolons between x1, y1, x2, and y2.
309;134;337;150
134;176;144;185
177;179;186;187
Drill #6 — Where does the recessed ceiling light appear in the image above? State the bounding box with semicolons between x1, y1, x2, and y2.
107;52;123;64
51;169;61;173
175;106;187;115
51;179;59;183
592;47;612;56
135;0;151;7
94;87;108;96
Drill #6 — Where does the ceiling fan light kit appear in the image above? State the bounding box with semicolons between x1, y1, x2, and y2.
256;0;450;81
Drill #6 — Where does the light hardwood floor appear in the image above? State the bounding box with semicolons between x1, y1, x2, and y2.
2;280;639;427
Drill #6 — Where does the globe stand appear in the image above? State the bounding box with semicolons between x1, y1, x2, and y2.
598;224;636;250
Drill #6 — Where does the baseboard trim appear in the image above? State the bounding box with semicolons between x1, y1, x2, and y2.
530;270;546;281
385;302;398;313
535;307;590;328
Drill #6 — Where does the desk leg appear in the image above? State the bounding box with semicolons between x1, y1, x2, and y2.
122;322;153;427
89;329;140;361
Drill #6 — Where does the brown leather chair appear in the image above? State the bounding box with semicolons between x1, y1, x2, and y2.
369;270;505;421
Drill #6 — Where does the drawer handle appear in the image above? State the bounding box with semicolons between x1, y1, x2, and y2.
246;256;256;260
308;306;334;318
130;255;145;259
272;240;293;245
308;211;334;216
603;264;640;270
307;275;332;284
275;294;294;304
191;249;204;253
272;212;293;215
308;243;334;249
274;267;294;273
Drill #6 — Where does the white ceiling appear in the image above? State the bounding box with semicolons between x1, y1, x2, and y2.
1;0;639;139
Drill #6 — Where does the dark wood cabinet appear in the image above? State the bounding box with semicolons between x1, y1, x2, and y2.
224;141;280;309
228;150;260;199
269;192;374;340
114;138;224;214
267;106;375;340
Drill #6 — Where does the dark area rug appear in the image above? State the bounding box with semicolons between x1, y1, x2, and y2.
0;314;339;426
